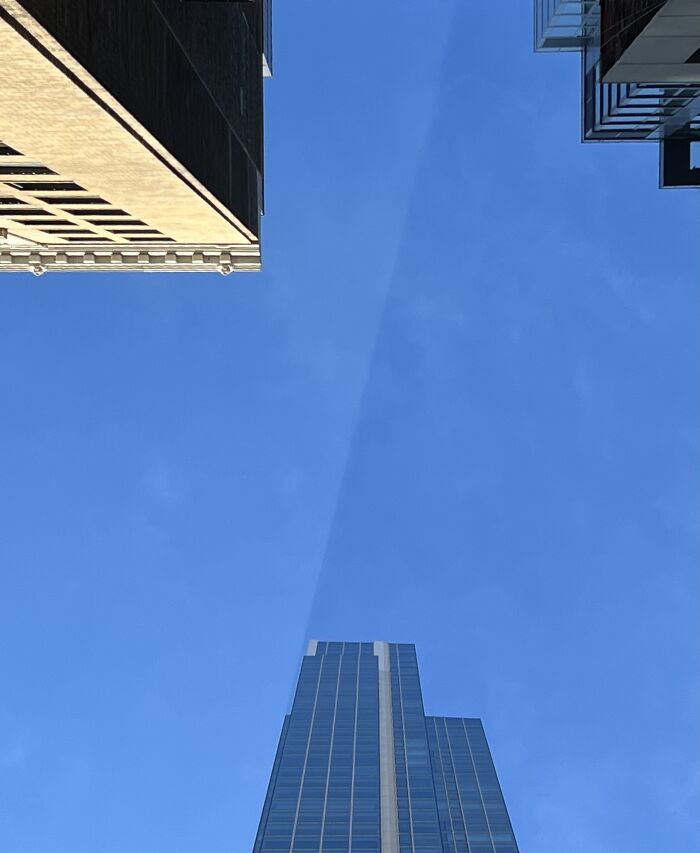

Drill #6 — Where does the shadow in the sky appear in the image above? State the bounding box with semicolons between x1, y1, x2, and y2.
301;12;698;852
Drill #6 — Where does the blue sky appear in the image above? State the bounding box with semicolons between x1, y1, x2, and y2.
0;2;698;852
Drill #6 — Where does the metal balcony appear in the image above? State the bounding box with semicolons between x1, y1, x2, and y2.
534;0;598;51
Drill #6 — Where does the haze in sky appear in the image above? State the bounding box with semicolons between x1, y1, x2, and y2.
1;3;698;853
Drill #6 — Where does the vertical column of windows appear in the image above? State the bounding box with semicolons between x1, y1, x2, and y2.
462;721;518;853
390;645;412;853
259;655;324;853
445;719;493;853
258;643;381;853
253;716;291;853
350;648;380;853
390;645;443;853
292;651;340;853
317;645;346;852
427;717;478;853
425;718;457;853
321;644;358;853
437;720;471;853
426;718;521;853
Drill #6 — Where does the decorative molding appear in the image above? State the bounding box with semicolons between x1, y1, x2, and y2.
0;241;261;274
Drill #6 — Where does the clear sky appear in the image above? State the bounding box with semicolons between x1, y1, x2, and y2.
1;2;698;852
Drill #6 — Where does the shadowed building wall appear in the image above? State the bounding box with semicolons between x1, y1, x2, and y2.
0;0;270;274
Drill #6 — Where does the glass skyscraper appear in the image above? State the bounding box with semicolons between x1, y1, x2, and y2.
253;642;520;853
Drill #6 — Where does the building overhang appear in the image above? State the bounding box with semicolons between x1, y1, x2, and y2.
0;0;263;273
602;0;700;84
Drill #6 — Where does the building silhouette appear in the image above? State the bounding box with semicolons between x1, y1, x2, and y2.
253;642;520;853
0;0;271;275
535;0;700;187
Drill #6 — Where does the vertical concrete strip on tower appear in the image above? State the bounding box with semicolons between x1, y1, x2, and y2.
305;639;318;656
374;641;399;853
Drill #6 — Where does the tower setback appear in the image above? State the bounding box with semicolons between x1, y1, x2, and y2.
253;642;520;853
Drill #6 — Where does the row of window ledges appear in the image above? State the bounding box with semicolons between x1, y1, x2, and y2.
582;71;700;140
0;142;22;156
0;140;98;185
0;148;86;181
311;642;420;656
311;642;379;656
0;146;168;240
0;193;172;243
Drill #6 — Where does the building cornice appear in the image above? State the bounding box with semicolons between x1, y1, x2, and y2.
0;241;261;275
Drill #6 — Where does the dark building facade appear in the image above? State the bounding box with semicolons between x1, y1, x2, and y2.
534;0;700;187
253;642;520;853
0;0;271;274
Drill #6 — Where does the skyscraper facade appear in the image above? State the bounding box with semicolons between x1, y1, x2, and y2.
253;642;520;853
0;0;271;275
534;0;700;188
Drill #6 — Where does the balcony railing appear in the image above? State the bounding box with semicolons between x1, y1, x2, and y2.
535;0;700;143
534;0;598;51
583;42;700;141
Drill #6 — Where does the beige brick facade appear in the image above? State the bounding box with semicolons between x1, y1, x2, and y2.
0;0;261;274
